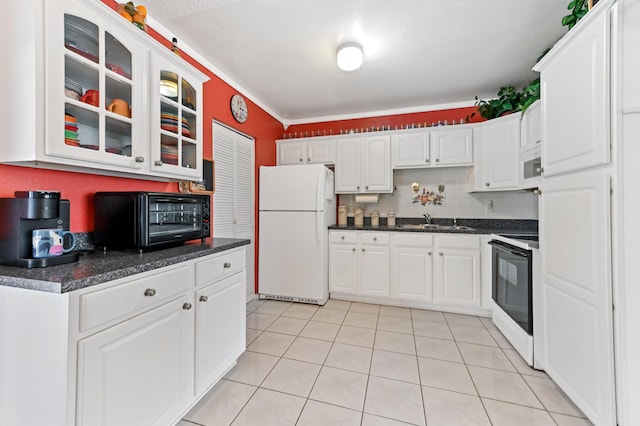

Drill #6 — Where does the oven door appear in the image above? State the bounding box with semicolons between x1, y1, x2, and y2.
146;195;204;245
489;240;533;335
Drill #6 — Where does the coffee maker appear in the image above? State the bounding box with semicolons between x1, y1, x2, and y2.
0;191;79;268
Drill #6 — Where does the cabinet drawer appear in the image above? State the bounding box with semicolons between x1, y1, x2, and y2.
79;264;192;332
330;231;357;244
392;232;433;247
195;249;245;286
361;232;390;246
435;235;480;249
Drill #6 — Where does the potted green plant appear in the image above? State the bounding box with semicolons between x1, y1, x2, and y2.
562;0;599;30
473;86;522;120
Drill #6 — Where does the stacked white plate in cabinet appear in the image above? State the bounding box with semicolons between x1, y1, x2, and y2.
65;78;82;100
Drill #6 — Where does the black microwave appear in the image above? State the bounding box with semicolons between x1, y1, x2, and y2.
94;192;210;251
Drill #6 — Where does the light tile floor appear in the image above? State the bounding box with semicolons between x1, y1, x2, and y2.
180;299;592;426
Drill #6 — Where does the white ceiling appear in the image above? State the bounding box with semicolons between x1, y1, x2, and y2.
143;0;569;124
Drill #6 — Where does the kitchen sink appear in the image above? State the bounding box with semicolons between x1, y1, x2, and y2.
397;224;475;232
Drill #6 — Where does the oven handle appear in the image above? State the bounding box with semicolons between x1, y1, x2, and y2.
488;240;529;257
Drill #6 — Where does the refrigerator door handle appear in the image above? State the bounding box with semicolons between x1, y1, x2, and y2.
316;172;322;252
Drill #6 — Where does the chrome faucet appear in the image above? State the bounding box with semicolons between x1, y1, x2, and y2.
423;213;432;224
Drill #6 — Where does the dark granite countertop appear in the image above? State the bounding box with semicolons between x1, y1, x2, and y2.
329;218;538;236
0;238;250;294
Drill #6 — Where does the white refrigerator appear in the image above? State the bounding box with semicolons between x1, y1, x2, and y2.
258;164;336;305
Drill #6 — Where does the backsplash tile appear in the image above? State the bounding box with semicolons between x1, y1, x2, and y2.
339;168;538;219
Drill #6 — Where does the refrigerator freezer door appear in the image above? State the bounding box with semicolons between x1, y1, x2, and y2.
259;164;330;212
258;211;329;304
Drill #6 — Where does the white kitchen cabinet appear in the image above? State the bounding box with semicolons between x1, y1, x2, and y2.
433;235;481;307
472;113;521;191
335;135;392;193
391;130;431;168
76;295;194;426
390;233;433;303
534;9;610;177
520;100;541;152
430;127;474;166
360;233;390;297
540;171;615;425
1;0;208;181
149;52;205;180
329;231;389;297
276;137;336;165
0;247;246;426
331;230;485;315
195;271;246;395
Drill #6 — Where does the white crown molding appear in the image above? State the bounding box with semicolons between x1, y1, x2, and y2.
286;99;480;126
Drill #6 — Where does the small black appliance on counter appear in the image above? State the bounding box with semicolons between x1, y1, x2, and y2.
93;191;211;252
0;191;79;268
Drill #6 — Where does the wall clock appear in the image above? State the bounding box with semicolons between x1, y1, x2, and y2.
230;94;248;123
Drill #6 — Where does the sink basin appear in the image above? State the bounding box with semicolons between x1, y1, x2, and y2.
397;224;475;232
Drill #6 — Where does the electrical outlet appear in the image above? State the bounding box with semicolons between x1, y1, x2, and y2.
486;199;494;213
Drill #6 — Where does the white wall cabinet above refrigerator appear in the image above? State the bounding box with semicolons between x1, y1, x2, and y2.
276;137;336;165
335;134;393;194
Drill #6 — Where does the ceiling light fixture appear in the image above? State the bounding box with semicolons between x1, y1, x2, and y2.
336;42;363;72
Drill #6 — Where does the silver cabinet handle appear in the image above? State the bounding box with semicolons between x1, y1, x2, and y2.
299;158;303;162
352;248;356;252
199;295;208;302
183;303;192;310
307;158;311;162
362;248;365;252
428;251;432;256
135;156;145;163
155;160;163;166
144;288;156;297
373;237;377;241
439;252;443;256
365;185;369;190
357;186;360;190
223;262;231;268
485;182;490;187
341;236;345;240
435;158;440;163
425;159;429;163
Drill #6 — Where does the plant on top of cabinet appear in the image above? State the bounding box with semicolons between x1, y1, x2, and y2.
562;0;599;30
471;79;540;121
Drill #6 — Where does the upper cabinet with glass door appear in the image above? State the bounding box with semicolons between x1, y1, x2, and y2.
149;53;204;180
45;2;147;172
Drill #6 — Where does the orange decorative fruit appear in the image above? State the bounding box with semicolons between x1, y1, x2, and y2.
119;9;133;21
132;11;145;24
136;5;147;18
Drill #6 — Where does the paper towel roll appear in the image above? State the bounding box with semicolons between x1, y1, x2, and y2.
354;194;379;204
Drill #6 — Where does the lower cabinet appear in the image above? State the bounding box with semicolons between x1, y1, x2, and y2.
329;231;390;297
76;295;194;426
330;230;484;314
0;247;247;426
195;272;246;395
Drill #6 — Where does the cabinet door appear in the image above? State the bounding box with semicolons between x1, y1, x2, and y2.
520;100;541;152
539;11;610;177
45;7;147;170
431;128;473;166
391;234;433;302
539;172;615;425
195;272;246;395
361;245;390;297
76;295;194;426
149;53;203;180
335;137;362;193
307;138;336;164
433;248;480;307
477;113;521;190
362;135;392;192
277;140;307;165
391;132;430;168
329;243;358;294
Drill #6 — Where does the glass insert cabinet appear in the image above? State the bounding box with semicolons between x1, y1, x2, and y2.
37;0;208;180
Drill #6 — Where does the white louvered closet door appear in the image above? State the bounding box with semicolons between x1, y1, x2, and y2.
213;122;255;298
